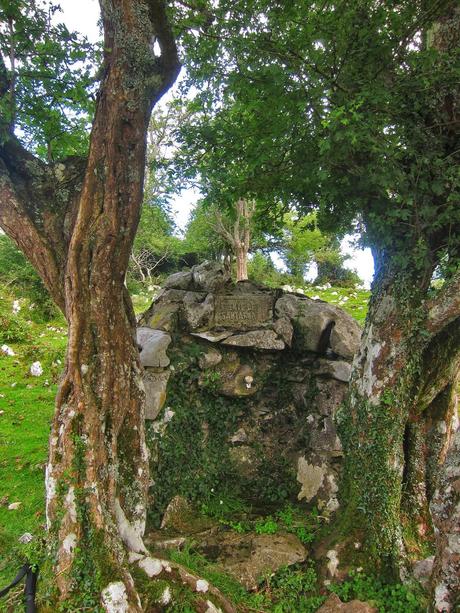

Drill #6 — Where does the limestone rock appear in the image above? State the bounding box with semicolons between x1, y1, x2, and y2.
198;348;222;369
160;496;214;534
191;330;233;343
275;294;361;359
164;270;193;291
273;316;294;347
183;292;214;330
297;457;326;502
317;594;377;613
222;329;285;351
218;362;258;397
192;261;230;292
330;316;361;360
143;370;170;420
137;328;171;368
199;531;307;590
316;359;352;383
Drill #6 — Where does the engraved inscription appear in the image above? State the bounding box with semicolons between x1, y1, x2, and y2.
214;295;273;327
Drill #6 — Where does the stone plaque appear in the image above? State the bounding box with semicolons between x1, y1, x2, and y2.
214;295;273;327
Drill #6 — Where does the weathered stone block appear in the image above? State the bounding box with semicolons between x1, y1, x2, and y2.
137;328;171;368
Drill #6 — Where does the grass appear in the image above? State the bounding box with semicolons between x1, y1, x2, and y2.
0;282;370;605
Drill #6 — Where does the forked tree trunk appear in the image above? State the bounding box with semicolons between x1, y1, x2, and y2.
0;1;180;609
337;260;460;577
213;198;254;282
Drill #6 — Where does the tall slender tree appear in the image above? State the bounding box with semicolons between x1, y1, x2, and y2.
0;0;180;608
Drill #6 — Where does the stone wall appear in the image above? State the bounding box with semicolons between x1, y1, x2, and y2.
137;261;362;524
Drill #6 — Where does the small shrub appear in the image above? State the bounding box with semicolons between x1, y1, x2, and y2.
329;570;426;613
255;517;279;535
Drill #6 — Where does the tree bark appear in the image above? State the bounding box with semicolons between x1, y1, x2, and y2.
336;261;460;577
0;0;180;609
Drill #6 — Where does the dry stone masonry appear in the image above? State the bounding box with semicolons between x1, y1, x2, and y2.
138;261;362;519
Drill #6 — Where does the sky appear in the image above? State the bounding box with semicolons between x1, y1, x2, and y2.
55;0;375;287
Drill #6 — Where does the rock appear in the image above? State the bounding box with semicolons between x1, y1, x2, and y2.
198;531;306;590
192;261;230;292
413;556;434;589
218;363;258;397
296;457;326;502
430;428;460;612
222;329;285;351
330;317;361;360
317;593;377;613
145;301;181;332
326;549;340;577
275;294;361;358
18;533;33;544
316;359;352;383
276;295;333;353
183;292;214;330
143;370;170;420
214;293;274;328
30;361;43;376
161;496;214;534
229;445;258;479
309;417;342;456
230;428;248;444
273;317;294;347
8;502;22;510
164;270;193;291
137;328;171;368
191;330;234;343
198;348;222;369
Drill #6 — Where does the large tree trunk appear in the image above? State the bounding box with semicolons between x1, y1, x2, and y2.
0;1;180;608
336;258;460;577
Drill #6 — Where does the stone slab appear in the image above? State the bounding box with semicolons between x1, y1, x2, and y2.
214;294;274;328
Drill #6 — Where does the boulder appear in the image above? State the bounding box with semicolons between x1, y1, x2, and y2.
164;270;193;291
198;531;307;590
183;292;214;330
192;261;230;292
137;328;171;368
315;359;352;383
160;496;214;534
275;294;361;358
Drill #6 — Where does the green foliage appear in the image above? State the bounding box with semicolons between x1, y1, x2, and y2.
255;516;278;535
267;563;325;613
0;0;99;158
0;235;59;322
146;347;246;526
328;570;426;613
